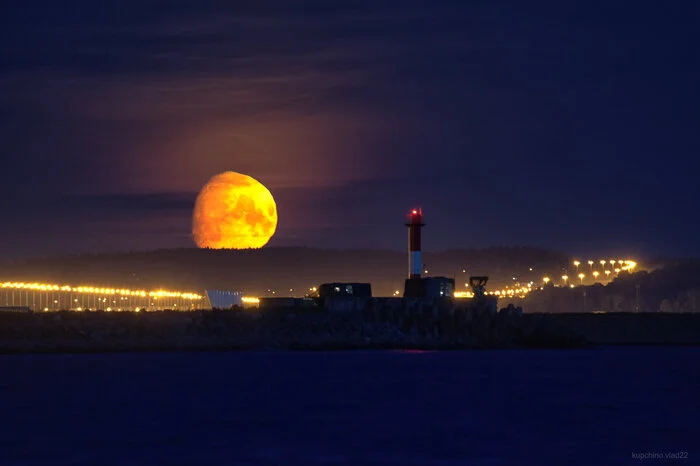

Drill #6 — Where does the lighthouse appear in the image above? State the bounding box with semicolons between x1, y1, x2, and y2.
405;208;424;279
402;208;456;299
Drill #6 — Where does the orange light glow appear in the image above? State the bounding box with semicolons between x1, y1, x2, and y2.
192;171;278;249
1;281;203;300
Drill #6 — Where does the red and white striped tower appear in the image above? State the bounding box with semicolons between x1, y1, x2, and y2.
405;208;425;279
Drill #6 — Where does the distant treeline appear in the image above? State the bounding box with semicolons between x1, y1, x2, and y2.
604;260;700;311
1;248;698;309
522;259;700;313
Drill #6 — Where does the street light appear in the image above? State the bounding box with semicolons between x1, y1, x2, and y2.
562;275;568;285
605;270;611;279
592;271;600;282
578;273;585;284
573;261;580;273
610;260;616;268
543;276;550;285
587;260;594;273
600;260;606;270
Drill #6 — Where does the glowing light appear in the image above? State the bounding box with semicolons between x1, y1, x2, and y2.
192;171;277;249
543;276;550;285
0;281;203;302
241;296;260;305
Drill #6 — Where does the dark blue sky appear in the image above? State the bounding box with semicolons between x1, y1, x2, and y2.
1;0;698;257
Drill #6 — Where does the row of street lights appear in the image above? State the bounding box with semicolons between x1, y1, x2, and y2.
572;259;637;273
542;259;638;287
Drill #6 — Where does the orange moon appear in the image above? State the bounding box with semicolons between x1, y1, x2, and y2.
192;171;278;249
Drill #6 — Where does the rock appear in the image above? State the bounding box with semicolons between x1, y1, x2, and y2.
0;303;603;352
464;308;474;323
89;329;110;342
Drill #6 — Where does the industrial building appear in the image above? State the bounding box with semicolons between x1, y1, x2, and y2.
314;282;373;311
403;276;455;299
316;283;371;301
205;289;243;309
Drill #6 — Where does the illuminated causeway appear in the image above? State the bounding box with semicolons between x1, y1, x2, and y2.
454;259;638;299
1;282;205;312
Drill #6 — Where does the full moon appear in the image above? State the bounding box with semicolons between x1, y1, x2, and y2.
192;171;278;249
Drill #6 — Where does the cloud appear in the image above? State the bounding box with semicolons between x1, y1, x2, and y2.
1;1;699;256
59;192;196;213
0;1;488;203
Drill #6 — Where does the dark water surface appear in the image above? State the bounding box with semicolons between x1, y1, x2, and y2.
0;348;697;465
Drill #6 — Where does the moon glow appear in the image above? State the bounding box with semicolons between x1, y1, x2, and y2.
192;171;278;249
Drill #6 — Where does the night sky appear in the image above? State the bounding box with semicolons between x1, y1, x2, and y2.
1;1;698;258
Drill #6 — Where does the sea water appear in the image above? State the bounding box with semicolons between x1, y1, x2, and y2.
0;348;697;466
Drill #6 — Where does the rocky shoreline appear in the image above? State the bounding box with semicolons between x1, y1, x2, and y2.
3;301;699;354
0;302;594;354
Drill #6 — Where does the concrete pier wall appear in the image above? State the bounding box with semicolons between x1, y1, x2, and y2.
1;304;699;354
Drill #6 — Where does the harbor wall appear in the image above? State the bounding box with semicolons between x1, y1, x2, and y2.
1;303;699;354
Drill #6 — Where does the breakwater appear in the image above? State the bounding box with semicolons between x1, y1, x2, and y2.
548;312;700;345
2;302;699;354
0;300;589;353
